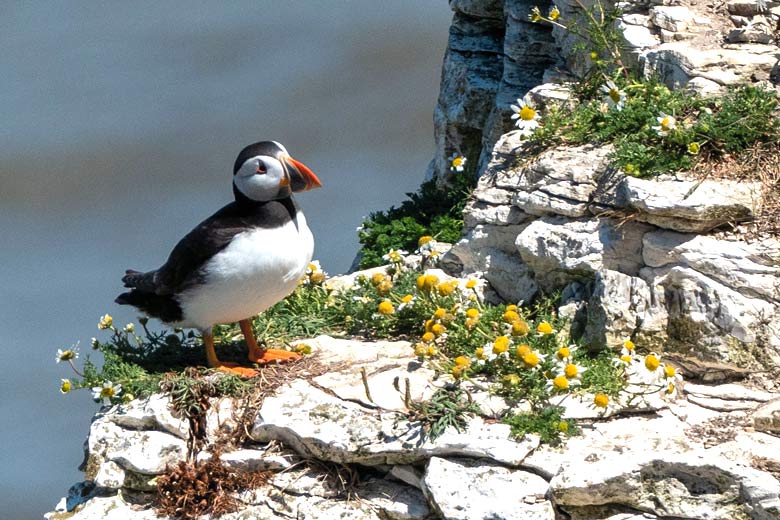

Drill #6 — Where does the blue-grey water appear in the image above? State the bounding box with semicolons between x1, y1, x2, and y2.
0;3;451;517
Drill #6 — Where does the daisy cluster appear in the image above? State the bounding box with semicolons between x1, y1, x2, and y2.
366;240;684;439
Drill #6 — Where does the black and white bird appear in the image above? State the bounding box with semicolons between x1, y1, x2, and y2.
116;141;322;377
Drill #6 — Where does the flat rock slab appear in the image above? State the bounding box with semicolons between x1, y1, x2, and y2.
551;453;780;519
250;378;538;466
423;457;554;520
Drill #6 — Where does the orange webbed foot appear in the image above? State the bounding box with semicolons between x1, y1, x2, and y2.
248;348;302;365
216;362;261;379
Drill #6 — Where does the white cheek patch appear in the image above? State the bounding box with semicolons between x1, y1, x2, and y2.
234;156;285;201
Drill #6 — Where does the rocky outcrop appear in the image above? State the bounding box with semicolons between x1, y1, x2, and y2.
445;132;780;367
48;336;780;520
431;0;780;181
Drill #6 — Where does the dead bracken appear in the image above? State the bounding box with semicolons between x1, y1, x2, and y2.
155;454;269;520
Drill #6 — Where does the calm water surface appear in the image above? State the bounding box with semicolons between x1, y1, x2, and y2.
0;3;451;517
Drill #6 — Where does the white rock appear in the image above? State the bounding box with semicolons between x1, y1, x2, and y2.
515;218;649;291
618;20;660;49
107;394;189;439
551;453;780;519
651;6;695;32
685;76;724;96
423;457;554;520
87;415;186;475
93;461;125;490
199;448;293;472
251;379;539;466
619;175;759;232
46;494;159;520
642;231;780;302
754;398;780;435
684;382;780;403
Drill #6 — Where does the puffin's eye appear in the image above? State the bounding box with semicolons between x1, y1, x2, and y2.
256;160;267;174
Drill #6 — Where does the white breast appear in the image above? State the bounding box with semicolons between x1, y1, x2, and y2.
179;212;314;330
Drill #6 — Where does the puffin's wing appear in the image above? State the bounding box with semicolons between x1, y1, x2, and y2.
151;203;252;294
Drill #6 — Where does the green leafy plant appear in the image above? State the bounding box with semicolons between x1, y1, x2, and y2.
405;384;481;442
522;4;780;178
357;172;476;268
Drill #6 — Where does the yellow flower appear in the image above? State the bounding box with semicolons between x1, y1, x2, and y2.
433;308;446;319
437;282;455;296
465;279;477;289
506;304;518;312
451;365;464;379
377;280;393;295
426;345;437;356
663;365;677;379
431;323;446;336
371;272;386;286
516;344;531;358
310;271;325;284
511;320;530;337
593;393;609;408
536;322;553;335
418;235;434;247
558;421;569;433
549;5;560;21
556;347;571;360
645;354;660;371
454;356;471;367
377;301;395;315
623;340;635;352
422;332;436;343
563;363;579;378
414;343;427;356
503;374;521;385
590;51;598;60
466;317;478;330
688;142;700;155
294;343;312;355
475;347;485;360
529;6;542;22
493;335;510;354
401;294;414;304
502;310;520;323
60;379;72;394
417;274;439;293
466;308;480;319
619;354;632;364
665;382;676;395
424;319;435;332
98;314;113;330
552;375;569;390
522;351;540;368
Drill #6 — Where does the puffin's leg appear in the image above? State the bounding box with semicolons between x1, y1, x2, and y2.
239;319;301;364
203;328;259;378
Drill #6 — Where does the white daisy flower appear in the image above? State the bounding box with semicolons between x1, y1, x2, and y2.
510;96;541;137
652;112;677;136
92;381;122;405
382;249;408;264
448;154;467;172
55;347;79;363
601;80;626;111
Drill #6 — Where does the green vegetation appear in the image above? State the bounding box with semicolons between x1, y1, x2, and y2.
357;173;475;268
525;2;779;178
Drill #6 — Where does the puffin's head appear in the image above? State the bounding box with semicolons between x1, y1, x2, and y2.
232;141;321;202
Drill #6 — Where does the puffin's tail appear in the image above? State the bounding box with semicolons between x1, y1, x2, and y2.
116;269;183;323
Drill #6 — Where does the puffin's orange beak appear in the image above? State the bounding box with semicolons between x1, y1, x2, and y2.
283;155;322;192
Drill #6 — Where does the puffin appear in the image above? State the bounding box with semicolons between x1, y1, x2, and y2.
116;141;322;377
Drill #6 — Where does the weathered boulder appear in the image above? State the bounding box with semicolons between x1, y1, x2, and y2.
450;128;780;365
